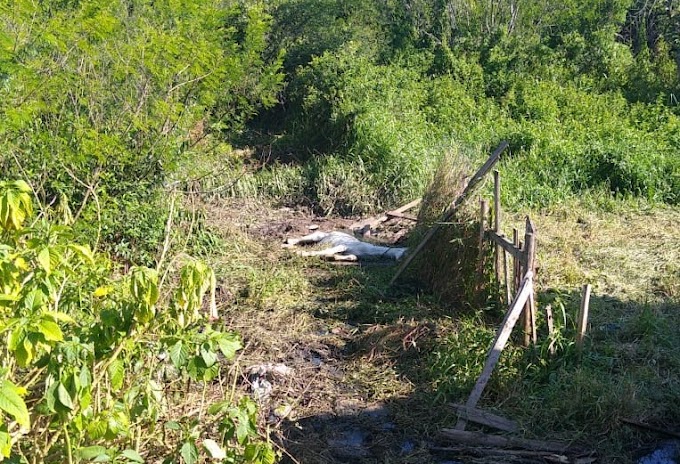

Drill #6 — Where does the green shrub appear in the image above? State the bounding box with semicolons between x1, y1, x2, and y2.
0;180;276;463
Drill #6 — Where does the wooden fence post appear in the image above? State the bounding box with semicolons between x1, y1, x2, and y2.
576;284;592;352
513;228;520;295
523;218;537;346
493;170;501;288
545;304;555;355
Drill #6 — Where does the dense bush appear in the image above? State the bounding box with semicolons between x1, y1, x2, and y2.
0;181;276;463
0;0;283;261
257;0;680;213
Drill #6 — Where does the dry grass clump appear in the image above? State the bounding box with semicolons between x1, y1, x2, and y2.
409;148;493;308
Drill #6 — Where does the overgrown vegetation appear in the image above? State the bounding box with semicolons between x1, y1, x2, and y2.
1;0;680;462
0;182;277;462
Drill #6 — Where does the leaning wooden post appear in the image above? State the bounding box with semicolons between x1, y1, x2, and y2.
455;271;534;431
576;284;592;352
389;141;509;286
493;170;501;288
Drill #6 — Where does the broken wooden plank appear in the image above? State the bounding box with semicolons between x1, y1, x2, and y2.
431;446;570;463
389;141;509;286
621;418;680;440
385;211;417;221
440;429;573;453
486;230;524;262
350;198;422;231
450;404;519;433
455;271;533;430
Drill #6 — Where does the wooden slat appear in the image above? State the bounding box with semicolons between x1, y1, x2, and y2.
389;141;509;286
390;198;422;214
621;418;680;440
440;429;573;453
455;271;533;430
450;404;519;433
431;446;572;462
385;211;417;221
487;230;524;261
350;198;422;231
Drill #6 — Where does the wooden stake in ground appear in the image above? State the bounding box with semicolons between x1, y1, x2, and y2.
389;141;509;286
523;218;537;346
576;284;592;352
493;170;502;288
475;199;489;291
455;271;534;431
545;304;556;355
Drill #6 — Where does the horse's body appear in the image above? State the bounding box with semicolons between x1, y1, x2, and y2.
284;231;407;261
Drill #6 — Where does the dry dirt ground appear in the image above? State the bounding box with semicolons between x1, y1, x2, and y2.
203;199;462;464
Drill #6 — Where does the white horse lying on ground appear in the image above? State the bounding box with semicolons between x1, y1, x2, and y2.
283;231;408;262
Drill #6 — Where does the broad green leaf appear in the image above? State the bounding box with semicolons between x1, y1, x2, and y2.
169;341;188;369
38;319;63;342
0;181;32;231
235;408;251;445
0;294;19;303
0;380;30;427
120;449;144;463
216;333;242;360
180;441;198;464
87;418;107;440
130;267;159;307
200;344;217;368
0;429;11;458
207;400;230;415
14;337;33;367
107;359;125;391
201;363;220;382
12;181;31;194
37;247;51;274
134;304;155;325
79;365;92;389
57;382;74;410
45;311;75;323
76;445;108;460
164;420;181;431
68;244;95;265
24;289;45;311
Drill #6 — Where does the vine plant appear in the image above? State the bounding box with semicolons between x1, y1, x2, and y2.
0;180;276;463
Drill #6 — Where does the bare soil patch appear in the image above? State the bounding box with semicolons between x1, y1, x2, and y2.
203;199;454;463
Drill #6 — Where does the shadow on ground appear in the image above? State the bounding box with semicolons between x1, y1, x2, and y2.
260;263;680;464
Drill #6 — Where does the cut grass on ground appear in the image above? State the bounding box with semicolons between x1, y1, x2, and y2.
201;197;679;463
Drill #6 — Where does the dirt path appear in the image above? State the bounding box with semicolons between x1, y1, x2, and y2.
203;199;459;464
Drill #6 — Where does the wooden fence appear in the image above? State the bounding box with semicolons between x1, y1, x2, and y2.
482;170;539;347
